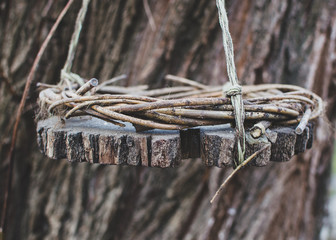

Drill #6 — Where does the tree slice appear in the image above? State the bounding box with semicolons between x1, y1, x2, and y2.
37;116;313;168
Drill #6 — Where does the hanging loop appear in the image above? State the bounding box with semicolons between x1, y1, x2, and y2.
216;0;246;165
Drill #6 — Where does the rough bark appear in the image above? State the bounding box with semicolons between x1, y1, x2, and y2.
36;116;313;167
0;0;335;240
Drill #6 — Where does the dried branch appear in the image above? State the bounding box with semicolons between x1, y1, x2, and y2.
210;144;271;203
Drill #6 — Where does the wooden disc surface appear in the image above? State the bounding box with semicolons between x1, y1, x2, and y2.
37;116;313;168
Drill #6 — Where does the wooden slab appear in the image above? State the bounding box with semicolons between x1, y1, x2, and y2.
37;116;314;168
200;127;236;167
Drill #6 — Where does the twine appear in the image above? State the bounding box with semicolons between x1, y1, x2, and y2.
216;0;245;165
60;0;91;87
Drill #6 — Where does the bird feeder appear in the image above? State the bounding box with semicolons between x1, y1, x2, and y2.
36;0;323;169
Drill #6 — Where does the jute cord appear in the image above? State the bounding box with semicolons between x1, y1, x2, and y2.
216;0;245;165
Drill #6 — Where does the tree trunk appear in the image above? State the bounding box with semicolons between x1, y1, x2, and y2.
1;0;335;239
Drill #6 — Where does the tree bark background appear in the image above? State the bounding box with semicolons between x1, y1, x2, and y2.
0;0;335;240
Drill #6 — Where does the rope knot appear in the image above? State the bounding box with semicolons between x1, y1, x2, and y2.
222;82;242;97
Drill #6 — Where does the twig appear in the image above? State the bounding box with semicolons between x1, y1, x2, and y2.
107;98;231;113
138;111;224;126
247;95;314;105
97;85;148;94
210;144;270;203
76;78;98;95
64;99;147;118
48;94;158;112
160;87;221;99
295;108;312;134
186;104;299;117
250;121;271;138
92;105;185;130
165;74;208;89
95;74;128;91
134;86;196;97
36;82;60;90
1;0;74;236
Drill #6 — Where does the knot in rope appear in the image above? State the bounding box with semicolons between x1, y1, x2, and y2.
222;83;242;97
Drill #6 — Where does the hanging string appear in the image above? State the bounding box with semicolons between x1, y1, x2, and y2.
60;0;91;88
216;0;245;165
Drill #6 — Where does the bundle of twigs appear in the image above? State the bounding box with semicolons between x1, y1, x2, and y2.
37;74;323;133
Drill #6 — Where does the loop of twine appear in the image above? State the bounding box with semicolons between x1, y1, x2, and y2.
216;0;245;165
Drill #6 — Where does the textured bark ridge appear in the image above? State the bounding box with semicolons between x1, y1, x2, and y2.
1;1;335;240
37;116;313;167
